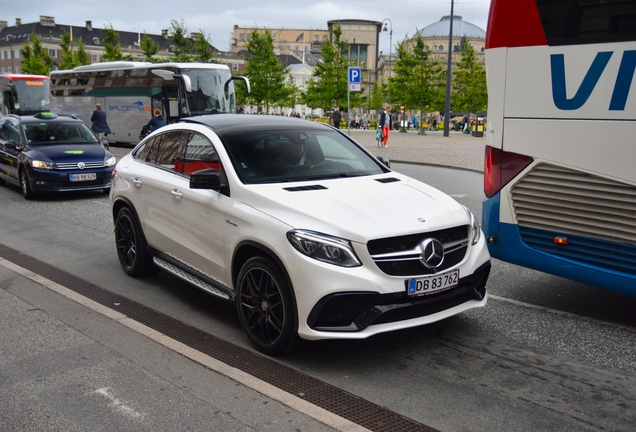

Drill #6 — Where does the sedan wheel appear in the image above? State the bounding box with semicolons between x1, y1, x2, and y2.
236;257;299;355
114;207;156;277
20;170;34;200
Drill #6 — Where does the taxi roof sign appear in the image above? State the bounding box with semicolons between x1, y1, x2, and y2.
34;112;57;119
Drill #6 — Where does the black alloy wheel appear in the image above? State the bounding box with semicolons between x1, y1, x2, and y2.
20;169;34;200
114;207;156;277
236;257;299;355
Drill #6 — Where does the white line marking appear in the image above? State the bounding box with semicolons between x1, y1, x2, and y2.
92;387;144;419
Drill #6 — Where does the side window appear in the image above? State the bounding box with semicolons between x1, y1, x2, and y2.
178;133;221;177
154;131;190;171
0;119;8;142
7;121;20;144
134;136;158;162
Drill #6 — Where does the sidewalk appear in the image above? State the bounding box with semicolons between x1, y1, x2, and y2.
108;129;486;173
348;129;485;172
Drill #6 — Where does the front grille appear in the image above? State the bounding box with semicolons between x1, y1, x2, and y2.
56;161;106;170
368;226;469;276
511;163;636;245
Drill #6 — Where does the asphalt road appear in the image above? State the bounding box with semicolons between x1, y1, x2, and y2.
1;165;635;432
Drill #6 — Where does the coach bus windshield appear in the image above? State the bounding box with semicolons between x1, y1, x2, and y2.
180;68;236;115
13;79;51;114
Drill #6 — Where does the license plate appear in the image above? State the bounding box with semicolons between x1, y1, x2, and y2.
407;269;459;296
70;173;96;182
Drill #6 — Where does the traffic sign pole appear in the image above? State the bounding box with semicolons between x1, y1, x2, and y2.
347;67;362;136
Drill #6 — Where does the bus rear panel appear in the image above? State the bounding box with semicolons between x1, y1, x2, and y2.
483;0;636;294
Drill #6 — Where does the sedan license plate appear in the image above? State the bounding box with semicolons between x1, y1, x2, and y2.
407;269;459;297
70;173;96;182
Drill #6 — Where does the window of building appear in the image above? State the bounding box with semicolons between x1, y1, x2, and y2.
348;44;368;69
1;51;4;60
323;35;328;41
239;33;245;41
14;49;19;59
49;49;57;58
92;54;100;63
232;63;238;71
314;35;319;41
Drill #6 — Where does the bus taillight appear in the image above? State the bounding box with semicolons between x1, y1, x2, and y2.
484;146;533;198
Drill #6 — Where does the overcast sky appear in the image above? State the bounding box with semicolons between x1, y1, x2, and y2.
7;0;491;54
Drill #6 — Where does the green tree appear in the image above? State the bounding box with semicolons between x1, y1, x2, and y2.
387;39;416;116
243;28;295;113
304;22;351;117
101;24;128;61
451;40;488;114
58;31;90;70
192;30;218;63
409;33;445;124
20;34;54;75
140;33;161;63
168;20;193;62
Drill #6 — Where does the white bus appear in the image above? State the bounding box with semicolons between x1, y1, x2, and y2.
482;0;636;295
50;61;249;144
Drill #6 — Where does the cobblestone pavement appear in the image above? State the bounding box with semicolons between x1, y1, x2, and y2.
109;128;486;173
348;128;485;172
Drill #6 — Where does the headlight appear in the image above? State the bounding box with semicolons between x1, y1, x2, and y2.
287;230;361;267
105;156;117;167
463;205;481;245
30;159;55;169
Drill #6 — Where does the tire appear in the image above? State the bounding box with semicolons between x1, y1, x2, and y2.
20;169;34;200
114;207;157;277
236;256;299;356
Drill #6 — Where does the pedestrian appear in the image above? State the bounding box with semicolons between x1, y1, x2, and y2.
355;114;361;129
90;103;111;139
412;114;418;131
143;108;166;135
363;113;369;130
378;105;393;148
332;107;342;129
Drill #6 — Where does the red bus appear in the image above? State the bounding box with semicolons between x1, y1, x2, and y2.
0;73;51;116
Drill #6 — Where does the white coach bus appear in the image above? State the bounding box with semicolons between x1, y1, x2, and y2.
482;0;636;294
50;61;249;144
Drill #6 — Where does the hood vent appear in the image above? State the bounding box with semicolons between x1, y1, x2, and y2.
283;184;327;192
375;177;401;184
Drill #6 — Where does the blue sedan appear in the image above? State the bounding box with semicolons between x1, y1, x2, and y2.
0;112;116;199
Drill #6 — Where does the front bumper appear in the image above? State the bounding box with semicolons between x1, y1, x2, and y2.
28;166;114;193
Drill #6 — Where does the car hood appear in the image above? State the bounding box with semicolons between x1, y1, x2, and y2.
241;174;470;244
25;143;111;162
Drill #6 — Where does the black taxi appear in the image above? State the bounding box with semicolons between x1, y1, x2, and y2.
0;112;116;199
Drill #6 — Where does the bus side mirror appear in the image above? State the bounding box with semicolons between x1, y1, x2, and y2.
229;76;250;95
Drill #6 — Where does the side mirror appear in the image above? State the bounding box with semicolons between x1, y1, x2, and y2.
189;168;229;195
3;140;19;150
376;155;391;169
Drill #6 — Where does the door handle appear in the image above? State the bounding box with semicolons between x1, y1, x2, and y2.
171;189;183;199
133;177;142;187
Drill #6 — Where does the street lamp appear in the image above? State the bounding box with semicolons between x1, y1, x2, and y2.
382;18;392;81
444;1;455;137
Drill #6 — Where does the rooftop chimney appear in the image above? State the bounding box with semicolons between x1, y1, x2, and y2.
86;20;92;31
191;32;199;42
15;18;21;26
0;21;7;31
162;29;168;39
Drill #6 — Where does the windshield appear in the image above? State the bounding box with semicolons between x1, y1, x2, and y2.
181;68;236;115
14;80;51;114
223;128;388;184
23;121;99;145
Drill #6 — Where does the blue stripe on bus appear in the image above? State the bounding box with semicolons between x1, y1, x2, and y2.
482;194;635;295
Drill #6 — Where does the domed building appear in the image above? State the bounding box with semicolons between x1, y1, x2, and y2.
377;15;486;85
415;15;486;58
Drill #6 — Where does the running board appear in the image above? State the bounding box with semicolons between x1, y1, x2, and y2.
153;257;232;301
